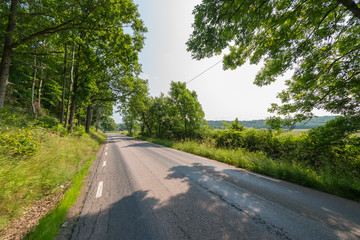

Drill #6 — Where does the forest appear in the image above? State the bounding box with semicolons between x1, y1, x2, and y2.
0;0;147;133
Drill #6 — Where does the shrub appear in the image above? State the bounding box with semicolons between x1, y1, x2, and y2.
73;125;86;136
192;125;218;141
0;128;40;156
215;129;244;149
297;117;360;169
0;107;31;127
36;115;59;128
52;124;68;136
241;129;272;152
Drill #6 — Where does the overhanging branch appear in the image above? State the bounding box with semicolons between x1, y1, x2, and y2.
337;0;360;19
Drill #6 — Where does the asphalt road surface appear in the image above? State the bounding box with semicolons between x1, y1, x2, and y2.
71;133;360;240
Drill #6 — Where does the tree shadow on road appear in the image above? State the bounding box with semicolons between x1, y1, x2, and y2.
67;161;360;240
69;163;276;240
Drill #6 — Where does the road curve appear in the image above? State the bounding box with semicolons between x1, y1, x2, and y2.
71;133;360;240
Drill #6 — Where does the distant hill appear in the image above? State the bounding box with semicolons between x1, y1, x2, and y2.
207;116;337;129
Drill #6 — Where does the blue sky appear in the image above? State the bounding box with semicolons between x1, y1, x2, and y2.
113;0;329;123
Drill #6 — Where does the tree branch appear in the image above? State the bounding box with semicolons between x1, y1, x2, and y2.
13;51;64;56
337;0;360;19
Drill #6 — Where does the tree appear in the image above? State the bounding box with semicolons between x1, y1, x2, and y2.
117;78;150;135
187;0;360;127
0;0;146;137
168;81;205;138
100;116;116;132
149;94;173;138
230;118;244;131
0;0;146;109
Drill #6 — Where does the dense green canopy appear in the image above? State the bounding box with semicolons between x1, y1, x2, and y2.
118;81;205;139
0;0;146;132
187;0;360;124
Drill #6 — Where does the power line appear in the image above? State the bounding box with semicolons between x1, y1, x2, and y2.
187;60;222;84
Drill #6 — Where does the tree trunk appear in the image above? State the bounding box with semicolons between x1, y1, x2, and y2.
31;54;37;119
141;112;152;136
141;123;145;134
68;75;78;133
95;107;101;131
78;104;82;126
85;103;93;133
184;119;187;139
68;44;80;134
60;44;67;123
68;95;77;134
65;44;75;127
129;120;133;135
0;0;18;108
37;61;43;110
337;0;360;19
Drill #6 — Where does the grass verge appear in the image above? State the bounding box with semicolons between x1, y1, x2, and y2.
0;128;105;238
137;136;360;202
25;154;96;240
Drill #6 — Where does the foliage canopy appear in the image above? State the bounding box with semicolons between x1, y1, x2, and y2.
187;0;360;125
0;0;146;132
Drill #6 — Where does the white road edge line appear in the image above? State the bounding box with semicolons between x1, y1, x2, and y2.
96;181;103;198
103;161;107;167
246;171;279;182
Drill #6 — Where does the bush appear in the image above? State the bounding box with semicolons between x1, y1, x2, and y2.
35;115;59;128
73;125;86;136
297;117;360;170
241;129;272;152
215;128;274;153
0;107;31;128
51;124;69;136
0;128;40;156
215;129;244;149
192;125;218;141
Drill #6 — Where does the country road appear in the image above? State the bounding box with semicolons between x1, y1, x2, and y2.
71;133;360;240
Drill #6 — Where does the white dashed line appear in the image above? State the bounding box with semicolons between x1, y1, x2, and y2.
103;161;107;167
105;152;108;156
96;181;103;198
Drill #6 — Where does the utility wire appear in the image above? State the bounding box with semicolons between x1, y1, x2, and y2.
187;60;222;84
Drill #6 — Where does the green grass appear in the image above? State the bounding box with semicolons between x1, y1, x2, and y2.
137;136;360;202
0;127;105;235
282;129;309;136
25;154;96;240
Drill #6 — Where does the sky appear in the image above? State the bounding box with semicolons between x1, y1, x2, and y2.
113;0;329;123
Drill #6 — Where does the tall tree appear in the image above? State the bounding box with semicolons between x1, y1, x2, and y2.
187;0;360;127
117;78;150;135
169;81;205;138
0;0;146;109
60;44;67;124
0;0;18;108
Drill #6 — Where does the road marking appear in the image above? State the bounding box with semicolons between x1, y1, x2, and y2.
105;152;108;156
103;161;107;167
106;146;108;150
246;171;279;182
96;181;103;198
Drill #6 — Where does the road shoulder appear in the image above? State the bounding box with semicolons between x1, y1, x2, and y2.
56;143;105;240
